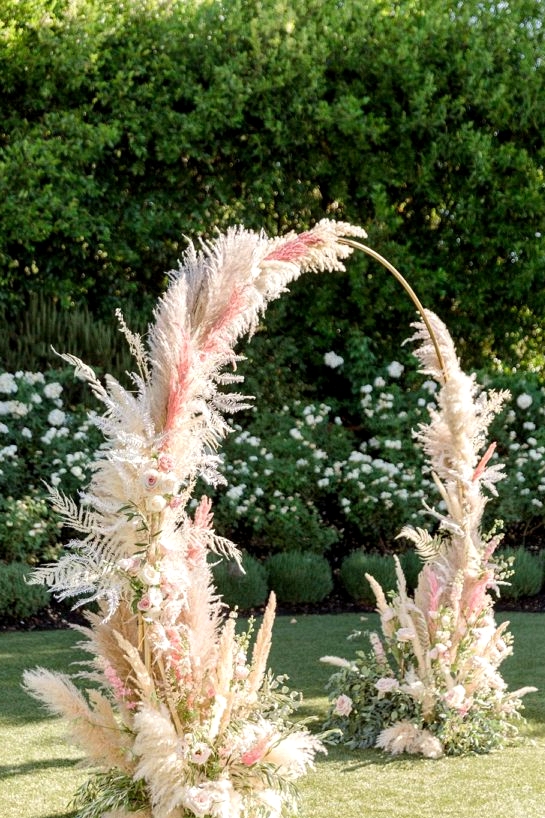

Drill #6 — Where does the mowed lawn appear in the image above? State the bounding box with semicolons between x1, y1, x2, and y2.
0;611;544;818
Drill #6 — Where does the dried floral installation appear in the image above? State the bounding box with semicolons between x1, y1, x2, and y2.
322;309;537;757
23;220;367;818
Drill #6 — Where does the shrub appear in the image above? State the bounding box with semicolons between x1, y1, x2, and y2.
1;0;544;375
0;562;50;621
0;294;151;384
498;547;544;600
0;494;62;564
211;552;269;611
399;549;423;593
340;551;398;605
0;368;101;499
265;551;333;605
0;367;103;563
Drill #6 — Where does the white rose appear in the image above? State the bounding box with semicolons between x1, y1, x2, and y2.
444;684;466;710
146;494;168;513
139;563;161;585
189;742;212;765
147;585;163;608
182;785;215;818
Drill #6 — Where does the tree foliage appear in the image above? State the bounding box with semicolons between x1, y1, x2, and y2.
1;0;544;369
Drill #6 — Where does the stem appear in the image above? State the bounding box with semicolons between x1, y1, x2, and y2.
157;655;185;736
339;237;448;381
138;613;152;675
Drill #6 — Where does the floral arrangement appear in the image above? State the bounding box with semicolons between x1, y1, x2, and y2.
23;220;367;818
322;310;537;757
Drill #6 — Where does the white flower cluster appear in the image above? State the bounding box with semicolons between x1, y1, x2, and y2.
323;351;344;369
0;370;97;489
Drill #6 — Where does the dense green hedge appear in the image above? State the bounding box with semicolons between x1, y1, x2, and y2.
1;0;544;374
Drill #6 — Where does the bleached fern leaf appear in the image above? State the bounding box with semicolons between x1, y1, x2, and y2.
47;485;97;534
397;526;442;563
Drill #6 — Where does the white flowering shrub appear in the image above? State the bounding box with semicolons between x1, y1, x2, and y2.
3;362;545;576
0;368;102;563
207;365;545;568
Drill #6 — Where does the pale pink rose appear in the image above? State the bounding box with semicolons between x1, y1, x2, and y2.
444;684;466;709
333;694;353;717
142;468;161;491
118;556;141;575
157;452;174;472
137;586;163;613
190;742;212;765
396;627;416;642
375;677;400;696
137;593;152;612
234;664;250;680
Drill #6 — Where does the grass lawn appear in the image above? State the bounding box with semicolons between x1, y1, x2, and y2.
1;612;544;818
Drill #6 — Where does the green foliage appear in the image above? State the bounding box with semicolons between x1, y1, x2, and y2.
211;552;269;610
398;549;422;593
498;547;544;600
339;552;398;605
0;494;61;564
265;551;333;605
71;771;148;818
322;638;421;750
0;294;152;384
0;368;101;564
0;562;50;620
1;0;544;374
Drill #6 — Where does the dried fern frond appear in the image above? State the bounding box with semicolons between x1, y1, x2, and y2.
115;308;151;383
397;526;443;563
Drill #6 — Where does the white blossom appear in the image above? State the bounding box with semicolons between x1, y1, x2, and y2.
47;408;66;426
43;382;63;399
516;393;533;410
323;351;344;369
0;373;17;394
387;360;404;378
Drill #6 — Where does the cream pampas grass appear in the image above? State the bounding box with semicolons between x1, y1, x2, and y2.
22;668;133;771
24;219;366;818
322;307;536;757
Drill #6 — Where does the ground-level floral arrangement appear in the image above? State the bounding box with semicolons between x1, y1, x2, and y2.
321;310;537;757
23;220;367;818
